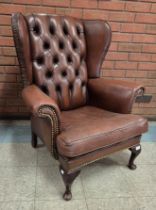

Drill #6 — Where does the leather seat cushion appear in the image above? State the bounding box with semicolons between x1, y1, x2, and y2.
56;106;148;157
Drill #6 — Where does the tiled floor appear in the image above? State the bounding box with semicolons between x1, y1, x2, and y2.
0;120;155;210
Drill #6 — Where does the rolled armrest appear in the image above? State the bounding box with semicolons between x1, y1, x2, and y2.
88;78;144;114
22;85;61;158
22;85;61;121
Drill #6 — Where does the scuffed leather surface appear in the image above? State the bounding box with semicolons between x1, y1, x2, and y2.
22;84;61;120
26;14;87;110
83;20;111;78
57;106;148;157
88;78;144;114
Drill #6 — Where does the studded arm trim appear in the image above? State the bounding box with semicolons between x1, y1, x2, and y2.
22;85;61;158
37;105;60;159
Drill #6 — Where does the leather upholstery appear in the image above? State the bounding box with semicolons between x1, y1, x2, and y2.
31;116;54;153
11;13;112;111
12;13;32;86
22;84;61;120
88;78;144;114
27;14;87;110
11;13;148;162
83;20;111;78
57;106;147;157
59;136;141;173
22;84;61;158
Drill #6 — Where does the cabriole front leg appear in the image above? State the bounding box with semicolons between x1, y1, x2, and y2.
59;165;81;201
128;144;141;170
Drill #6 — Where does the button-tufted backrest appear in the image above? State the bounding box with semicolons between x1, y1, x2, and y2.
12;13;111;111
12;13;88;110
27;14;87;110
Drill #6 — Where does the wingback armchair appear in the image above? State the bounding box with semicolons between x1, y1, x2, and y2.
11;13;148;201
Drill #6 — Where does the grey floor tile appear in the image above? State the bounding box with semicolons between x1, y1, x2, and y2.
121;165;156;197
0;121;31;143
0;126;8;142
35;166;84;200
86;197;139;210
142;123;156;142
0;201;34;210
2;125;31;143
0;143;37;167
0;120;30;126
0;167;36;201
37;147;58;166
135;197;156;210
35;199;87;210
81;163;133;199
137;142;156;165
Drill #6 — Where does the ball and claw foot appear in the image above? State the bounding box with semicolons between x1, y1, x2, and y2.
63;186;72;201
128;144;141;170
59;165;80;201
31;132;37;148
128;162;137;170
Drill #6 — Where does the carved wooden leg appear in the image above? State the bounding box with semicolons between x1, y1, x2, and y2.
128;144;141;170
31;131;37;148
59;165;80;201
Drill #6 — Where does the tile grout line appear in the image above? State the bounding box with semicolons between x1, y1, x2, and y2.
80;173;89;210
118;166;142;209
34;147;38;210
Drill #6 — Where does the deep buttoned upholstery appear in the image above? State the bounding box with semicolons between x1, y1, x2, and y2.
12;13;148;201
27;14;87;110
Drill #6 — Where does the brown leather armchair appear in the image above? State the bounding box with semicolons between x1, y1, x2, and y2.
11;13;148;201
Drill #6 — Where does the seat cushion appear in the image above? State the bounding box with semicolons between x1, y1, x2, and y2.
57;106;148;157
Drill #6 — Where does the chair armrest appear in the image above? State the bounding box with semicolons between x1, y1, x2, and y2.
22;85;61;159
22;85;61;121
88;78;145;114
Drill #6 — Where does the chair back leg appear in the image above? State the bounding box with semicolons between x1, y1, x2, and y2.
128;144;141;170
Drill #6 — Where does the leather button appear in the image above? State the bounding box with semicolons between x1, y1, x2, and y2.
61;70;67;77
45;70;53;78
58;40;65;50
33;23;41;35
72;40;77;51
55;84;61;92
43;41;50;50
36;56;44;65
49;23;55;35
62;23;68;36
53;55;59;65
75;69;79;76
67;55;72;64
